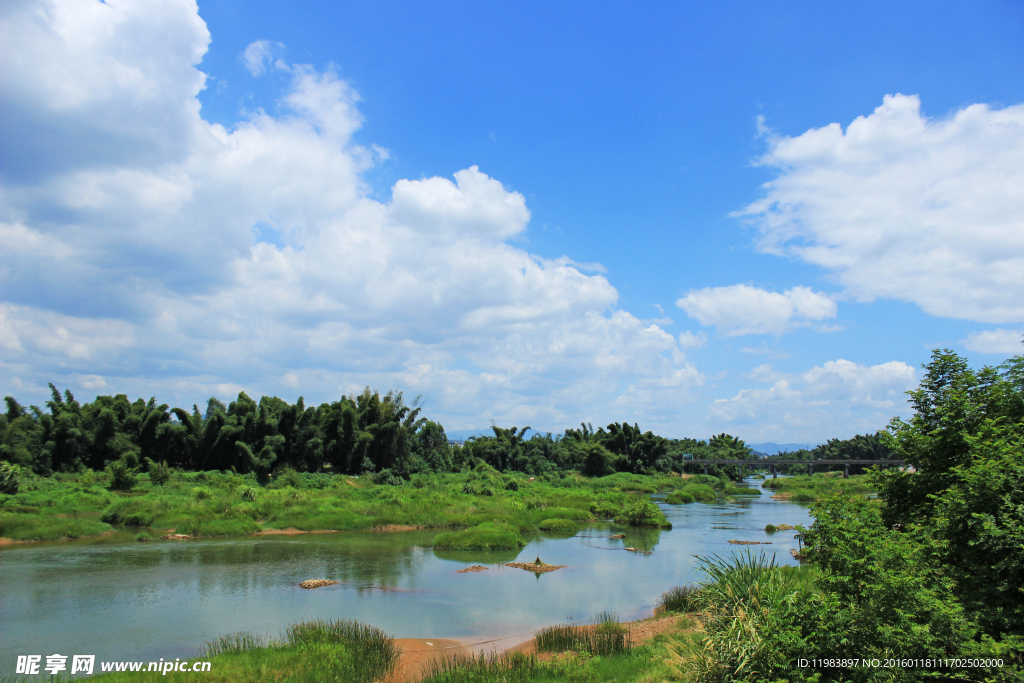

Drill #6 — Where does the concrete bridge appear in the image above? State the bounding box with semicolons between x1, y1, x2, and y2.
682;459;907;478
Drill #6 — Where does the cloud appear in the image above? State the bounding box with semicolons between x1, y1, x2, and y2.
711;359;917;442
739;94;1024;324
0;0;702;431
241;40;283;76
962;329;1024;355
678;331;707;349
676;284;836;336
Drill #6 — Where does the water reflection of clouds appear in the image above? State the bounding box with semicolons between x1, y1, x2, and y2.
2;499;814;666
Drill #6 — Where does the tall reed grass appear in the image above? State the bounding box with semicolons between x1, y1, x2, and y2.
659;584;702;613
421;652;540;683
535;620;631;656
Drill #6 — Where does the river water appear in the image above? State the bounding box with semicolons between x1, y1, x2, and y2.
0;480;811;669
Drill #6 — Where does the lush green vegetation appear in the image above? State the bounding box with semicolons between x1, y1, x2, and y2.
662;350;1024;682
535;615;631;656
760;472;874;501
1;384;765;485
0;463;672;541
91;618;397;683
420;646;667;683
433;521;526;550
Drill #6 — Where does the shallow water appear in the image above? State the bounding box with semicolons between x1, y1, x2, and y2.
0;479;810;668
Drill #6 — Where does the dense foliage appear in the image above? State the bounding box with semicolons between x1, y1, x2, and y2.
1;386;761;483
673;349;1024;682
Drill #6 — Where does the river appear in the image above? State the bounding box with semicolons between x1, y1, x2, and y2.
0;479;811;669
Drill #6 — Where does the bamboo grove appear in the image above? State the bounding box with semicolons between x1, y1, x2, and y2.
3;383;900;486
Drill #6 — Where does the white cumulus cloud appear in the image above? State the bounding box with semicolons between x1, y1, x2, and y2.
962;329;1024;355
0;0;702;430
711;359;918;442
739;94;1024;324
676;284;836;336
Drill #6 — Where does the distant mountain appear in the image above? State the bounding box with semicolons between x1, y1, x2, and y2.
749;442;820;456
443;429;491;442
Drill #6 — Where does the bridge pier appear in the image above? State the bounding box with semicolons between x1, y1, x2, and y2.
843;463;849;479
704;463;709;476
808;463;813;476
741;462;746;479
771;464;776;479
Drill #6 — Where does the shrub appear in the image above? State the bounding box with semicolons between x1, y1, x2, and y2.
589;499;620;518
77;469;97;487
239;486;258;502
107;459;137;491
479;486;494;496
503;477;519;491
678;483;716;502
460;483;475;495
538;518;577;531
614;494;671;528
192;486;212;500
665;490;695;505
145;458;170;486
0;462;20;494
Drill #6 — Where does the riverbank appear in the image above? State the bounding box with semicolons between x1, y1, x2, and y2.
0;468;680;545
760;472;872;501
87;611;698;683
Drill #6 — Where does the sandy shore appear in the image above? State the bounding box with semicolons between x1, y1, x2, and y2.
389;613;688;681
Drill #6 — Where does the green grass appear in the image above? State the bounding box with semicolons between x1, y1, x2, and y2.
537;517;578;531
761;473;873;501
421;642;664;683
432;522;525;550
0;469;684;542
91;618;398;683
659;584;701;613
665;490;695;504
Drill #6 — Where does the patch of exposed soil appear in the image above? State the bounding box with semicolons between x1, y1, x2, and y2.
456;565;488;573
392;639;468;682
160;533;192;540
298;579;338;589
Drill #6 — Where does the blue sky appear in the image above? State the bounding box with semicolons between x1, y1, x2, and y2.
2;0;1023;443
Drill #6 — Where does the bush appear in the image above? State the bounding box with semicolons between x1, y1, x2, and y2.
192;486;212;500
0;462;20;494
589;499;620;518
239;486;258;502
614;494;671;528
503;477;519;491
665;490;695;504
678;483;716;502
145;458;170;486
107;459;137;491
538;518;577;531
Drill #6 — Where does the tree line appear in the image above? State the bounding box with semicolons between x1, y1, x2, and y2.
0;383;781;482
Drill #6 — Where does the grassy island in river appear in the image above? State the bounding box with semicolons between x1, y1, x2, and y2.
0;466;674;543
